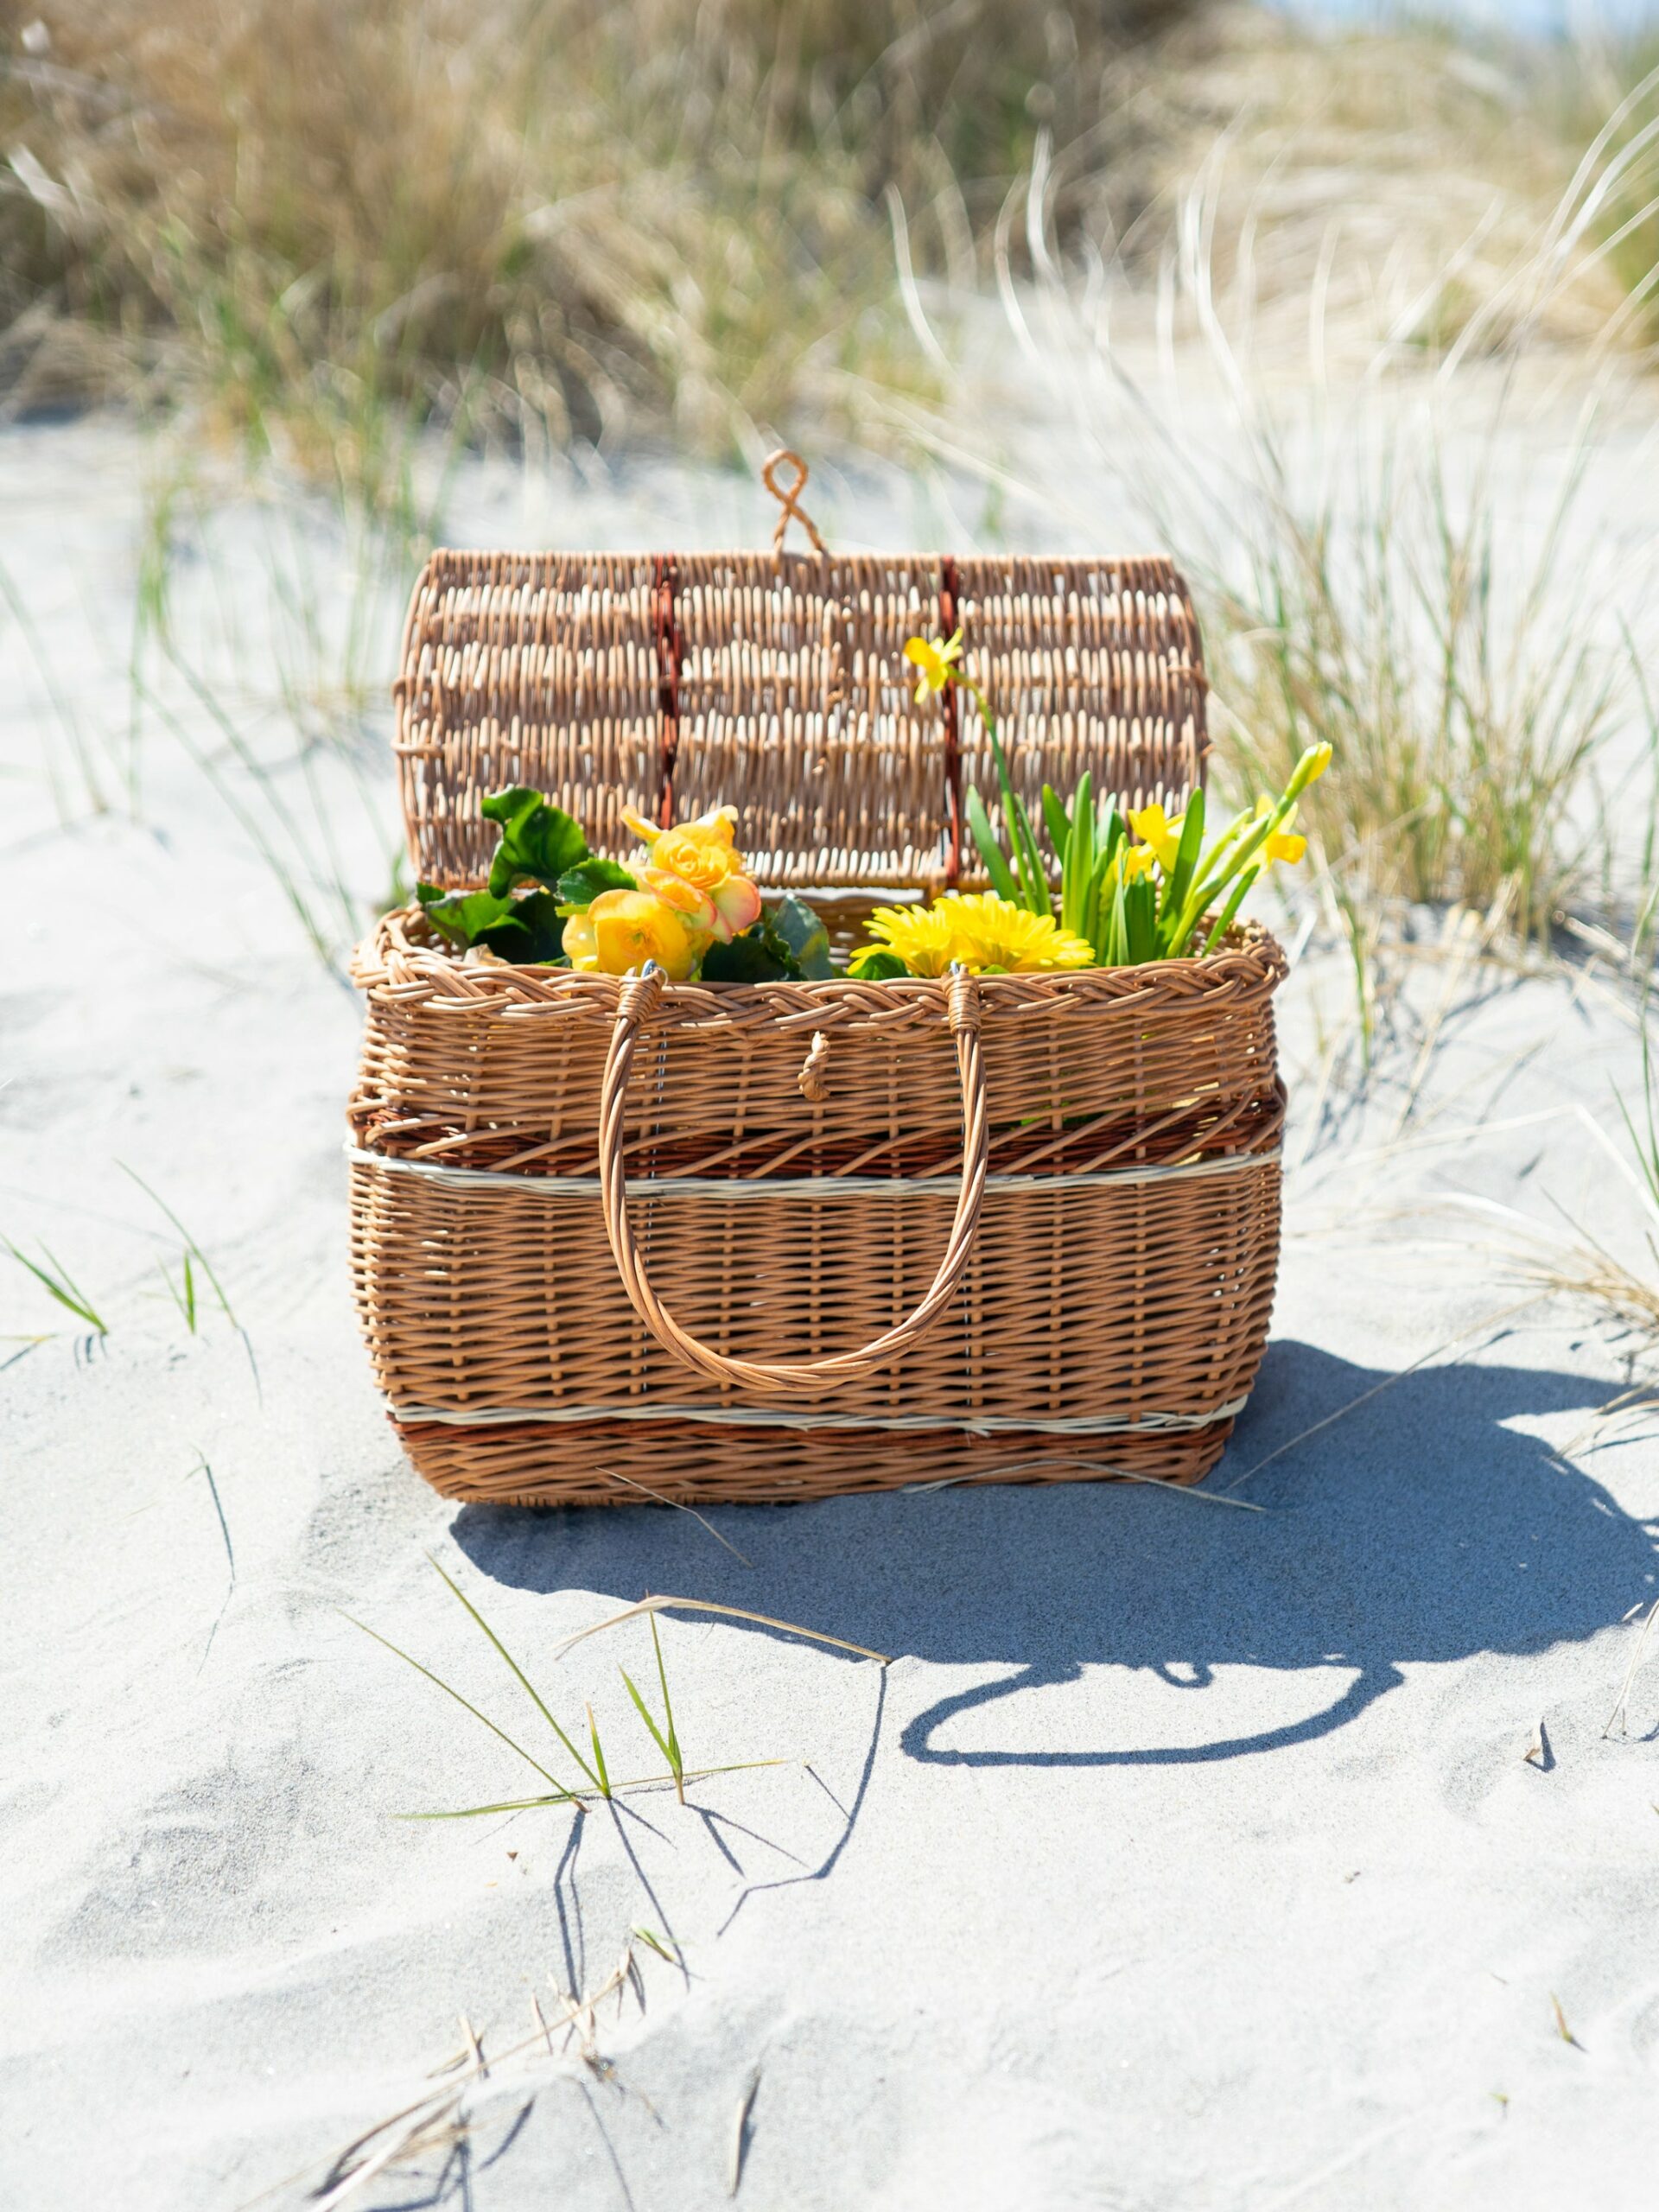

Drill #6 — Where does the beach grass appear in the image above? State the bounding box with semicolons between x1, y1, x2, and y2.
348;1563;873;1823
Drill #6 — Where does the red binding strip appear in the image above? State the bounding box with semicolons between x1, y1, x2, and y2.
652;555;683;828
939;555;963;887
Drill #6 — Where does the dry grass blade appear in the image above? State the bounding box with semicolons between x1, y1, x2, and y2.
260;1953;639;2212
597;1468;753;1565
729;2066;760;2197
1221;1298;1548;1494
397;1761;787;1821
1550;1993;1584;2050
553;1596;890;1667
1604;1599;1659;1738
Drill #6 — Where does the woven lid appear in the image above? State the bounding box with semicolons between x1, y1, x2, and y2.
393;462;1209;893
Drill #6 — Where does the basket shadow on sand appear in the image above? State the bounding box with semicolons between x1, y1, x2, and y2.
452;1339;1658;1775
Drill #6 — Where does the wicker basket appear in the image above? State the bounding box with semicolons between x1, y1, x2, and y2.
349;459;1287;1505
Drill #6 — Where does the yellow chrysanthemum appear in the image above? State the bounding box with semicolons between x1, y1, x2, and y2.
855;902;959;976
903;629;964;703
1127;803;1184;872
858;892;1095;976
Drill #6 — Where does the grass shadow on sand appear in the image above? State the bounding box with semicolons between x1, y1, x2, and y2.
452;1343;1657;1770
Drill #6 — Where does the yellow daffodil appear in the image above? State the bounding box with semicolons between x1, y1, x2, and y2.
903;629;964;704
1126;802;1184;872
1248;796;1308;870
564;887;701;980
1302;742;1333;785
855;891;1094;976
1120;842;1160;882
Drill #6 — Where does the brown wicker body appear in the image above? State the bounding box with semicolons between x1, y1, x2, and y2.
352;501;1286;1507
348;914;1287;1505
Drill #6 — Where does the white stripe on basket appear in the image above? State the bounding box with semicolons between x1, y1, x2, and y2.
345;1142;1281;1198
385;1397;1249;1437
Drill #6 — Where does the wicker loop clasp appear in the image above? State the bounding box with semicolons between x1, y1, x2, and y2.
762;448;828;557
798;1030;831;1103
596;976;990;1396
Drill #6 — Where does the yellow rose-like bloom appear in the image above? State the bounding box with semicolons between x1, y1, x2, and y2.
903;629;964;703
858;892;1094;976
1126;803;1184;872
625;802;741;888
620;802;759;940
567;887;700;980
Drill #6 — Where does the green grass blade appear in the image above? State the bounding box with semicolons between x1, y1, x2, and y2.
586;1703;612;1799
342;1612;576;1801
340;1618;579;1804
397;1795;574;1821
620;1668;675;1769
648;1611;682;1780
117;1164;237;1328
181;1249;198;1333
3;1239;106;1332
425;1554;598;1792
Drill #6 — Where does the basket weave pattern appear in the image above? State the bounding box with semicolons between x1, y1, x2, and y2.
348;919;1286;1504
393;550;1208;893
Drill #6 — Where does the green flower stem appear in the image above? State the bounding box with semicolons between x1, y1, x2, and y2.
963;678;1049;916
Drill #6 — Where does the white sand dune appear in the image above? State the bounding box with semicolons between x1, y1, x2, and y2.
3;419;1657;2210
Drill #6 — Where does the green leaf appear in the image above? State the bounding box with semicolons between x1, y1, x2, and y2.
1041;784;1071;855
1126;875;1158;963
702;897;832;983
768;894;833;980
1060;771;1093;937
556;857;636;906
417;882;566;963
965;786;1020;902
702;930;790;982
1200;865;1261;955
1159;787;1206;927
848;948;912;980
480;785;589;897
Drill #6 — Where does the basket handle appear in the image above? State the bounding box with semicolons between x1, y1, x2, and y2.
597;966;989;1395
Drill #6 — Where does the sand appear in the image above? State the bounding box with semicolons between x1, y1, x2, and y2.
3;410;1658;2212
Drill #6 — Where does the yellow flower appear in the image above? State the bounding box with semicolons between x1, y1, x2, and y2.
1247;796;1307;869
857;891;1094;976
903;629;964;704
564;887;701;980
626;802;740;890
1302;742;1334;785
1120;842;1160;882
620;801;760;943
939;893;1095;972
1127;803;1184;872
856;902;959;977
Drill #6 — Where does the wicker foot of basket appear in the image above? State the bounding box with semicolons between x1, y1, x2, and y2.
392;1417;1233;1508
